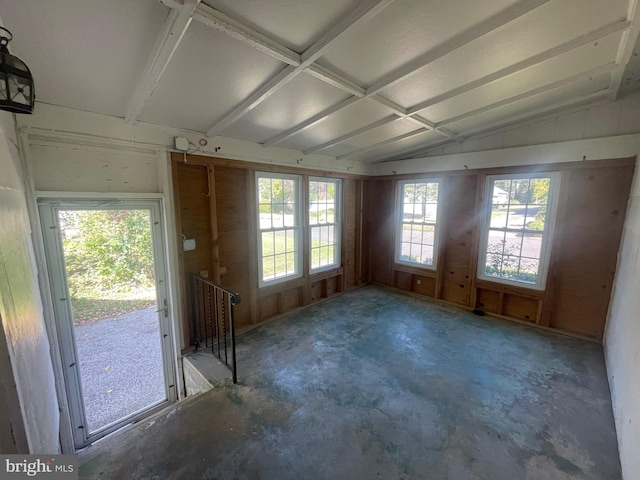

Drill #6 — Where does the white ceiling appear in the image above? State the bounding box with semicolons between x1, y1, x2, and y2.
1;0;639;165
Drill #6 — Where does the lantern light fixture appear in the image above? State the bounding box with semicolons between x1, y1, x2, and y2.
0;27;34;114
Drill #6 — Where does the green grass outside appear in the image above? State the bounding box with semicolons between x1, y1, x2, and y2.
262;231;335;279
70;287;156;324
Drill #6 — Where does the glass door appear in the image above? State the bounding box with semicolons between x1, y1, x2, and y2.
39;199;175;449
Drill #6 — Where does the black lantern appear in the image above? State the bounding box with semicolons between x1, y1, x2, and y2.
0;27;34;114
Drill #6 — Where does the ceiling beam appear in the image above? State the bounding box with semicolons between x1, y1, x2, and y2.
206;65;298;137
261;96;361;147
190;0;619;165
407;19;631;116
125;0;200;124
336;67;616;164
267;11;625;152
193;3;301;66
304;115;401;154
364;0;551;97
336;128;430;160
205;0;395;137
271;96;433;150
447;89;611;140
609;0;640;100
381;90;611;162
435;63;617;129
300;0;395;66
305;64;366;97
262;0;551;148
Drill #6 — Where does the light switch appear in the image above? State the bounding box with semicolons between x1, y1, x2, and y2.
183;238;196;251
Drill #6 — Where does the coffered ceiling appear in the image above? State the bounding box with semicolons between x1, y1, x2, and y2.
1;0;639;165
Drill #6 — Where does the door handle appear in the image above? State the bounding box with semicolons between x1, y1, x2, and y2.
155;299;168;318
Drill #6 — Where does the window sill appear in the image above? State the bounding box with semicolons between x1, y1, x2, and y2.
393;262;437;277
258;274;304;293
474;278;544;298
310;266;343;281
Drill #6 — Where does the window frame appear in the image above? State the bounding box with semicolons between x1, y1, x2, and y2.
394;178;442;270
256;171;303;288
477;172;560;290
308;177;342;274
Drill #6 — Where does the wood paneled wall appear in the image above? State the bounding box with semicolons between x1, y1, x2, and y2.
172;153;366;351
364;158;635;341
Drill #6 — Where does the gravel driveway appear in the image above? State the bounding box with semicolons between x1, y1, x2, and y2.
74;308;166;433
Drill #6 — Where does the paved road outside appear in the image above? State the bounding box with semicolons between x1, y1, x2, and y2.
74;307;166;433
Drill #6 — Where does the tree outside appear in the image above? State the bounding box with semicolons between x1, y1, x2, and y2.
59;209;157;323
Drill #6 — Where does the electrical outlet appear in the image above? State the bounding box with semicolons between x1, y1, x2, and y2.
416;279;422;285
183;238;196;251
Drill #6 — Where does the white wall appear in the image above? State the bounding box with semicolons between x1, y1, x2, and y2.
0;110;59;453
604;156;640;480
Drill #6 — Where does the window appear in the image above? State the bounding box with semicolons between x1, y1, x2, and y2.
478;173;559;289
309;178;341;271
395;179;441;268
256;173;302;286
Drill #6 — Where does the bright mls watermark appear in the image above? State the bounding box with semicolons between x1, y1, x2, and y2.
1;455;77;479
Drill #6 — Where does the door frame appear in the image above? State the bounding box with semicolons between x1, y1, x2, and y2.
38;197;177;449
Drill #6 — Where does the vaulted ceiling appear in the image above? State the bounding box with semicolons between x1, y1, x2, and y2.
1;0;639;165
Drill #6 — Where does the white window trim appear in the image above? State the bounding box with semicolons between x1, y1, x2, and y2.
394;178;442;270
477;172;560;291
256;172;303;288
309;177;342;274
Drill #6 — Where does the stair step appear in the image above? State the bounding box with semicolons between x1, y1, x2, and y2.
183;349;233;396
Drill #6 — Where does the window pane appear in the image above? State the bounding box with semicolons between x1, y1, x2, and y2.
271;230;284;254
422;225;435;246
328;225;335;243
482;175;555;287
487;230;506;256
285;229;295;252
490;205;507;228
271;179;283;203
286;252;296;274
258;178;271;202
530;178;549;205
309;201;319;225
272;204;284;228
506;205;525;228
326;206;335;224
517;258;539;283
310;179;340;271
262;232;274;256
493;180;511;204
397;180;440;268
522;233;542;260
421;245;434;265
409;243;422;261
424;203;437;221
274;253;287;277
263;257;275;280
503;233;523;256
258;174;302;284
311;248;320;269
526;206;545;231
259;204;272;229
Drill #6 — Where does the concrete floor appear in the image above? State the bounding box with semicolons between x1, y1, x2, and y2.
79;286;621;479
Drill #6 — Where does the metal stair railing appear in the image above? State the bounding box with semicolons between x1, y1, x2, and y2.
190;274;240;384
